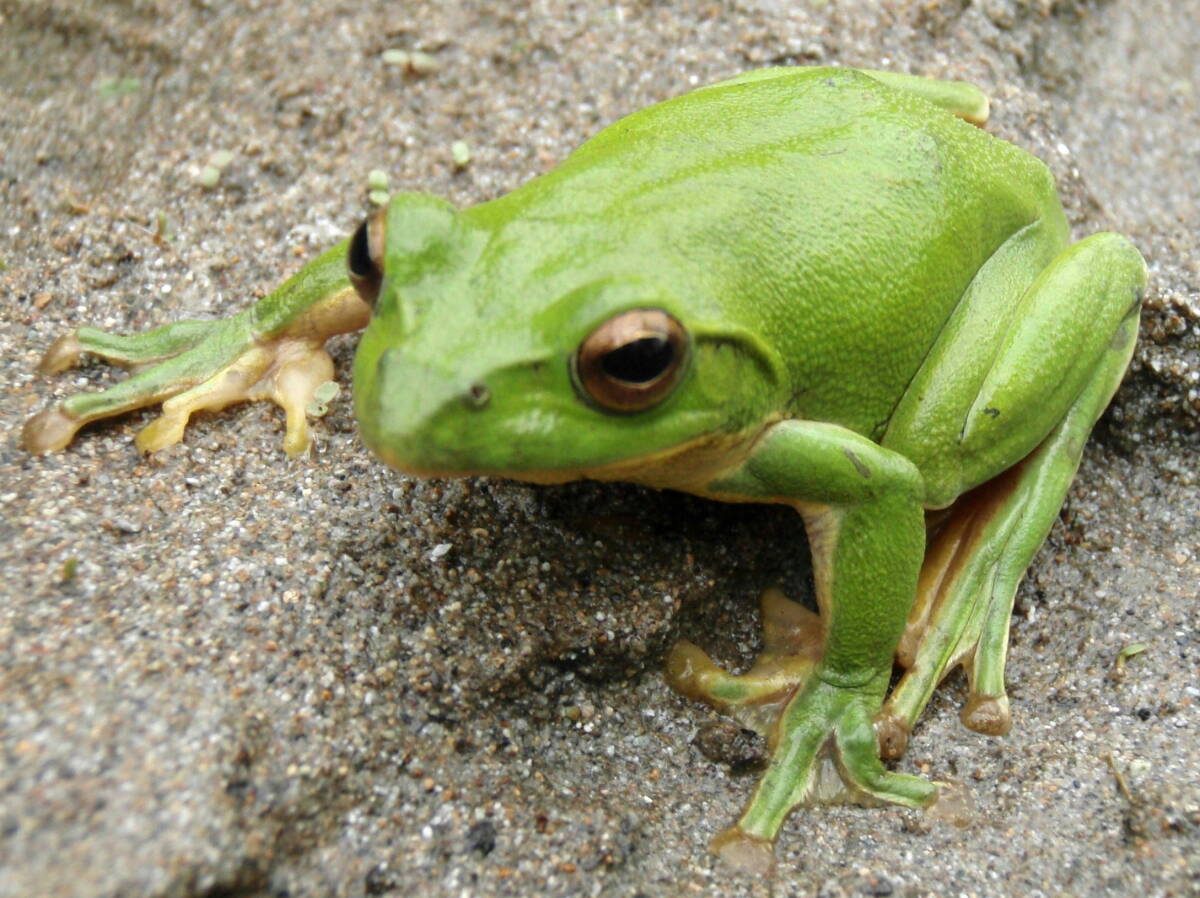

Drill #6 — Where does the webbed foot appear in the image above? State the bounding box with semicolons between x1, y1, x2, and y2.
668;588;939;870
718;677;938;871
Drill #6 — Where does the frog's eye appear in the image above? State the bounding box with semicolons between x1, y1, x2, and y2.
348;207;387;308
574;309;689;413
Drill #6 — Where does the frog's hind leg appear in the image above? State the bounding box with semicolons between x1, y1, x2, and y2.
666;588;824;737
875;453;1035;756
876;234;1144;758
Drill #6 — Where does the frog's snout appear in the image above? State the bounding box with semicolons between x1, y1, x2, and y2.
355;345;513;478
372;349;492;417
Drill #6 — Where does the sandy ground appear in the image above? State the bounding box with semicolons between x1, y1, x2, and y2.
2;1;1197;896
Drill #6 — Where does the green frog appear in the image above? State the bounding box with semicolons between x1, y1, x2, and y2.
24;67;1145;872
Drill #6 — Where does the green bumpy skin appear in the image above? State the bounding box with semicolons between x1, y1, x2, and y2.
25;67;1146;873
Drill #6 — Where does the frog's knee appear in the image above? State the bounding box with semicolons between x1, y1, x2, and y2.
1068;232;1146;317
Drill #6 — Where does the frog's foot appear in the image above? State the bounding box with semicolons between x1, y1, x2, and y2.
23;284;369;456
714;677;938;874
876;301;1141;758
874;465;1023;758
666;587;823;736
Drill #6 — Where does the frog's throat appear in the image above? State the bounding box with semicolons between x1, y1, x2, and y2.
374;416;781;492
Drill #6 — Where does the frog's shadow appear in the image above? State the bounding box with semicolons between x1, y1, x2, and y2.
526;479;815;675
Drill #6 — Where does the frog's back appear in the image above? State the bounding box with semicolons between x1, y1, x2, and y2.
472;68;1067;438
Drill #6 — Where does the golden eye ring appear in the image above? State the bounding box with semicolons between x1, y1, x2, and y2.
347;206;388;308
574;309;689;413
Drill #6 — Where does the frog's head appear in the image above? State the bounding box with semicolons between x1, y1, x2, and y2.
349;193;785;489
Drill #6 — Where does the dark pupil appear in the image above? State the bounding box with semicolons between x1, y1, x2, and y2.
348;221;373;278
601;336;673;383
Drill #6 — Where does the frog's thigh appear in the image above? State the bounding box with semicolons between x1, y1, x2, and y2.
886;229;1145;503
876;232;1145;755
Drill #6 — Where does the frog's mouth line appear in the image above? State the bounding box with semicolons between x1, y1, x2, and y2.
369;417;779;492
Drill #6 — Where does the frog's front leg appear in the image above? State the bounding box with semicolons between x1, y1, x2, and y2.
23;240;369;457
694;421;939;873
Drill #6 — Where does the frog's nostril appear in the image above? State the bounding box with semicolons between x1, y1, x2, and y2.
463;382;491;410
